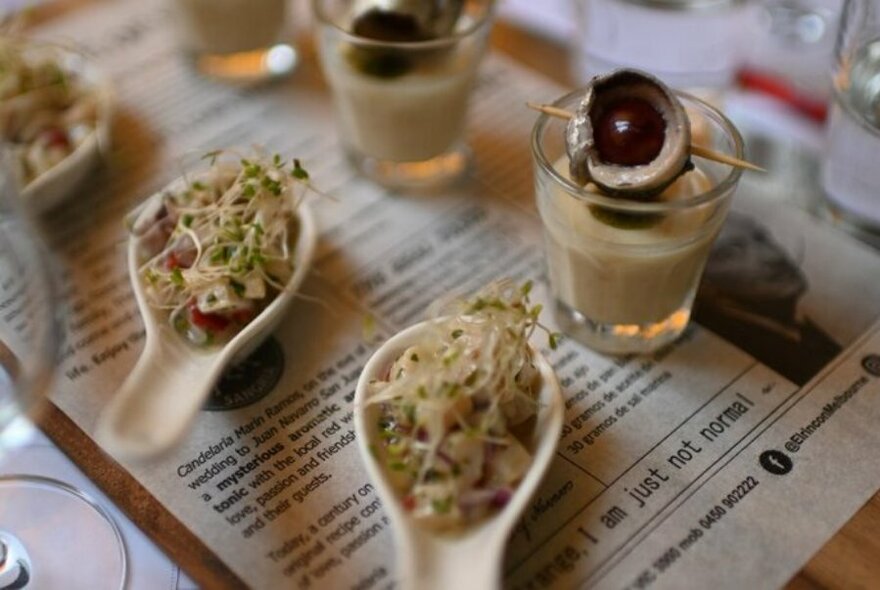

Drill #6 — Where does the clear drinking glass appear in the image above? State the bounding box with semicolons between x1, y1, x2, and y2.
0;154;127;588
820;0;880;245
313;0;494;188
572;0;749;91
172;0;297;82
531;89;743;354
748;0;842;100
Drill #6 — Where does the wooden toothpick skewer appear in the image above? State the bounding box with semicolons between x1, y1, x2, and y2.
526;102;765;172
529;103;577;121
688;144;763;172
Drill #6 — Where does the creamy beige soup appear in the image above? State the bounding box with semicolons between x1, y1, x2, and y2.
539;157;723;327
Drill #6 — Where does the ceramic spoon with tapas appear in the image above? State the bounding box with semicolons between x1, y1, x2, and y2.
355;281;564;589
96;151;316;460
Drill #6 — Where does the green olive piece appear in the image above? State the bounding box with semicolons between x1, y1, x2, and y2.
588;206;664;230
346;9;431;79
352;9;428;42
345;47;413;78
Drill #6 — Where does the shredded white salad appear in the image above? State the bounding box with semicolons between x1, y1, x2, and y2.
0;38;98;183
367;280;560;530
128;149;310;347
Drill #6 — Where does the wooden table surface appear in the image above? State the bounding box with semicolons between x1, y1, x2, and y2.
490;19;880;590
24;3;880;588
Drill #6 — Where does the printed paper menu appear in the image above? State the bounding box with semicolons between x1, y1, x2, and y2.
31;2;880;588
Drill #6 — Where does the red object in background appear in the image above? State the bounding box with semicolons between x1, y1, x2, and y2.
737;69;828;123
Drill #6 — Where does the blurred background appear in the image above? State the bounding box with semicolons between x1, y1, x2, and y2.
1;1;878;588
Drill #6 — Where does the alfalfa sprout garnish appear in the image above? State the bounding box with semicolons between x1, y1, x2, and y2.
128;149;311;347
366;279;560;530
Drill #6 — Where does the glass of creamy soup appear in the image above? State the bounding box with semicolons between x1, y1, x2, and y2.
313;0;494;188
173;0;297;82
531;89;743;354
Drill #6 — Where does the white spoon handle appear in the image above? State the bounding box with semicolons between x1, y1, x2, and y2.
95;337;220;460
399;531;503;590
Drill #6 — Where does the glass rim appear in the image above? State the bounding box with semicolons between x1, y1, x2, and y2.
312;0;496;50
612;0;747;12
530;87;745;213
832;84;880;140
0;148;60;425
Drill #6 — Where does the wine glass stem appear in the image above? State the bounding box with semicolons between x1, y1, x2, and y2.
0;532;31;589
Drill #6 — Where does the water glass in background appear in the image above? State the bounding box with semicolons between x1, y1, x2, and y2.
746;0;841;102
821;0;880;244
571;0;750;91
0;152;127;588
173;0;298;82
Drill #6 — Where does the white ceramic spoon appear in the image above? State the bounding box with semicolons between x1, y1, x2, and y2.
355;321;564;590
95;189;316;461
17;45;114;213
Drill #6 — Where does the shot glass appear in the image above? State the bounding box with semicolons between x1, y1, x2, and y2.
173;0;297;82
313;0;494;188
531;89;743;354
